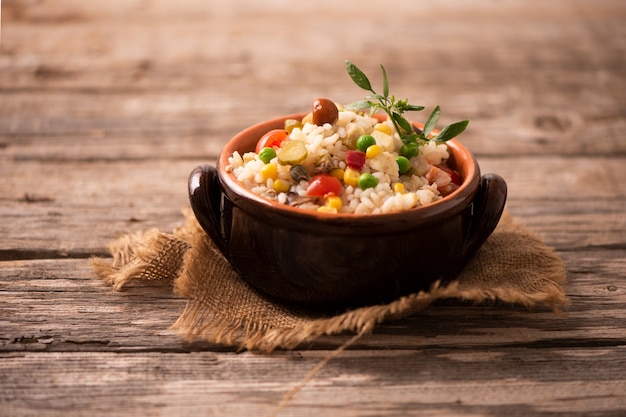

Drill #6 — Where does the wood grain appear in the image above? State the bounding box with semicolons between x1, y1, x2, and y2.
1;0;625;416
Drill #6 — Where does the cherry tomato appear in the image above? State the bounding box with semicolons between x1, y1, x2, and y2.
306;174;343;197
437;165;461;185
255;129;289;153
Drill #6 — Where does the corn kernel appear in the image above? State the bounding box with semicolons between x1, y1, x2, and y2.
365;144;382;159
375;123;392;135
317;206;337;214
261;163;278;181
273;179;290;193
326;196;342;210
330;167;345;181
343;167;360;187
393;183;406;194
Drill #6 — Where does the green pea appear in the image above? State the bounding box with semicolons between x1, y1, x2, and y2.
401;142;419;159
358;173;379;189
396;156;411;174
258;147;276;164
356;135;376;153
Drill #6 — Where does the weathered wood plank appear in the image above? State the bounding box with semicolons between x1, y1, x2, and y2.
1;97;625;158
2;0;624;158
1;349;625;417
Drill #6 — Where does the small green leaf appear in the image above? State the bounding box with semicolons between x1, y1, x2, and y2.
433;120;470;142
367;94;386;101
344;100;372;111
345;60;373;92
403;104;425;112
392;112;413;134
381;64;389;98
423;105;440;137
400;132;418;144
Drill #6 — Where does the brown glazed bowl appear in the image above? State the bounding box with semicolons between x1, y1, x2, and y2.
189;113;507;312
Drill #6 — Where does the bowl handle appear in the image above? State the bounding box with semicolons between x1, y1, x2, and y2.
463;173;507;260
188;164;229;257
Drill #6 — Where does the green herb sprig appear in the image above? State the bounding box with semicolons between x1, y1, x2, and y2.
344;60;469;145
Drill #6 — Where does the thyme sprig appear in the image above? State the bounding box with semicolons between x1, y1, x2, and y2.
344;60;469;145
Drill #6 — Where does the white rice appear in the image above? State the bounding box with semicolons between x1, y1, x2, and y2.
226;110;456;214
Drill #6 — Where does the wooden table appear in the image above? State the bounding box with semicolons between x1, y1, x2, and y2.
1;1;625;415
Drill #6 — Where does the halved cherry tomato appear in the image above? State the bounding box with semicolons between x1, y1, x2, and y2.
255;129;289;153
306;174;343;197
437;165;461;185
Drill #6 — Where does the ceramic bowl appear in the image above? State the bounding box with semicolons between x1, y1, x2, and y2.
188;113;507;311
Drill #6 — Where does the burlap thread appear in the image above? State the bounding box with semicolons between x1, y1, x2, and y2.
92;209;568;352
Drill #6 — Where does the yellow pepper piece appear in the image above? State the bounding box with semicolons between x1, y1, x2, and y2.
317;206;337;214
330;167;345;181
365;144;382;159
343;167;360;187
273;179;290;193
374;123;392;135
393;183;406;194
261;163;278;181
325;196;342;210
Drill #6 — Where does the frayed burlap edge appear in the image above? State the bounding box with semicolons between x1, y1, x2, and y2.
92;209;569;352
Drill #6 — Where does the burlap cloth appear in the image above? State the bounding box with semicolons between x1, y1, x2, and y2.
92;208;568;352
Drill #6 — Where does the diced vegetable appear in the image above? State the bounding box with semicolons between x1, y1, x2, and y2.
325;196;342;210
393;183;405;194
374;123;392;135
273;179;290;193
365;144;382;159
401;142;419;158
343;167;360;187
346;150;366;169
317;206;337;214
437;165;461;185
261;164;278;181
396;156;411;174
358;173;379;189
330;168;345;181
370;130;394;152
258;147;276;164
277;140;308;165
356;134;376;153
342;124;364;150
284;119;303;133
255;129;289;153
306;174;343;197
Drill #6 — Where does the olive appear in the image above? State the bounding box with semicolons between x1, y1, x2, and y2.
312;98;339;126
290;165;309;183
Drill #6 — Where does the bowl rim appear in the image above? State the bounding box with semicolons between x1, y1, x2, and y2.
216;112;480;227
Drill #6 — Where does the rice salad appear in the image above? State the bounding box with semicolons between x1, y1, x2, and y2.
226;99;461;215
